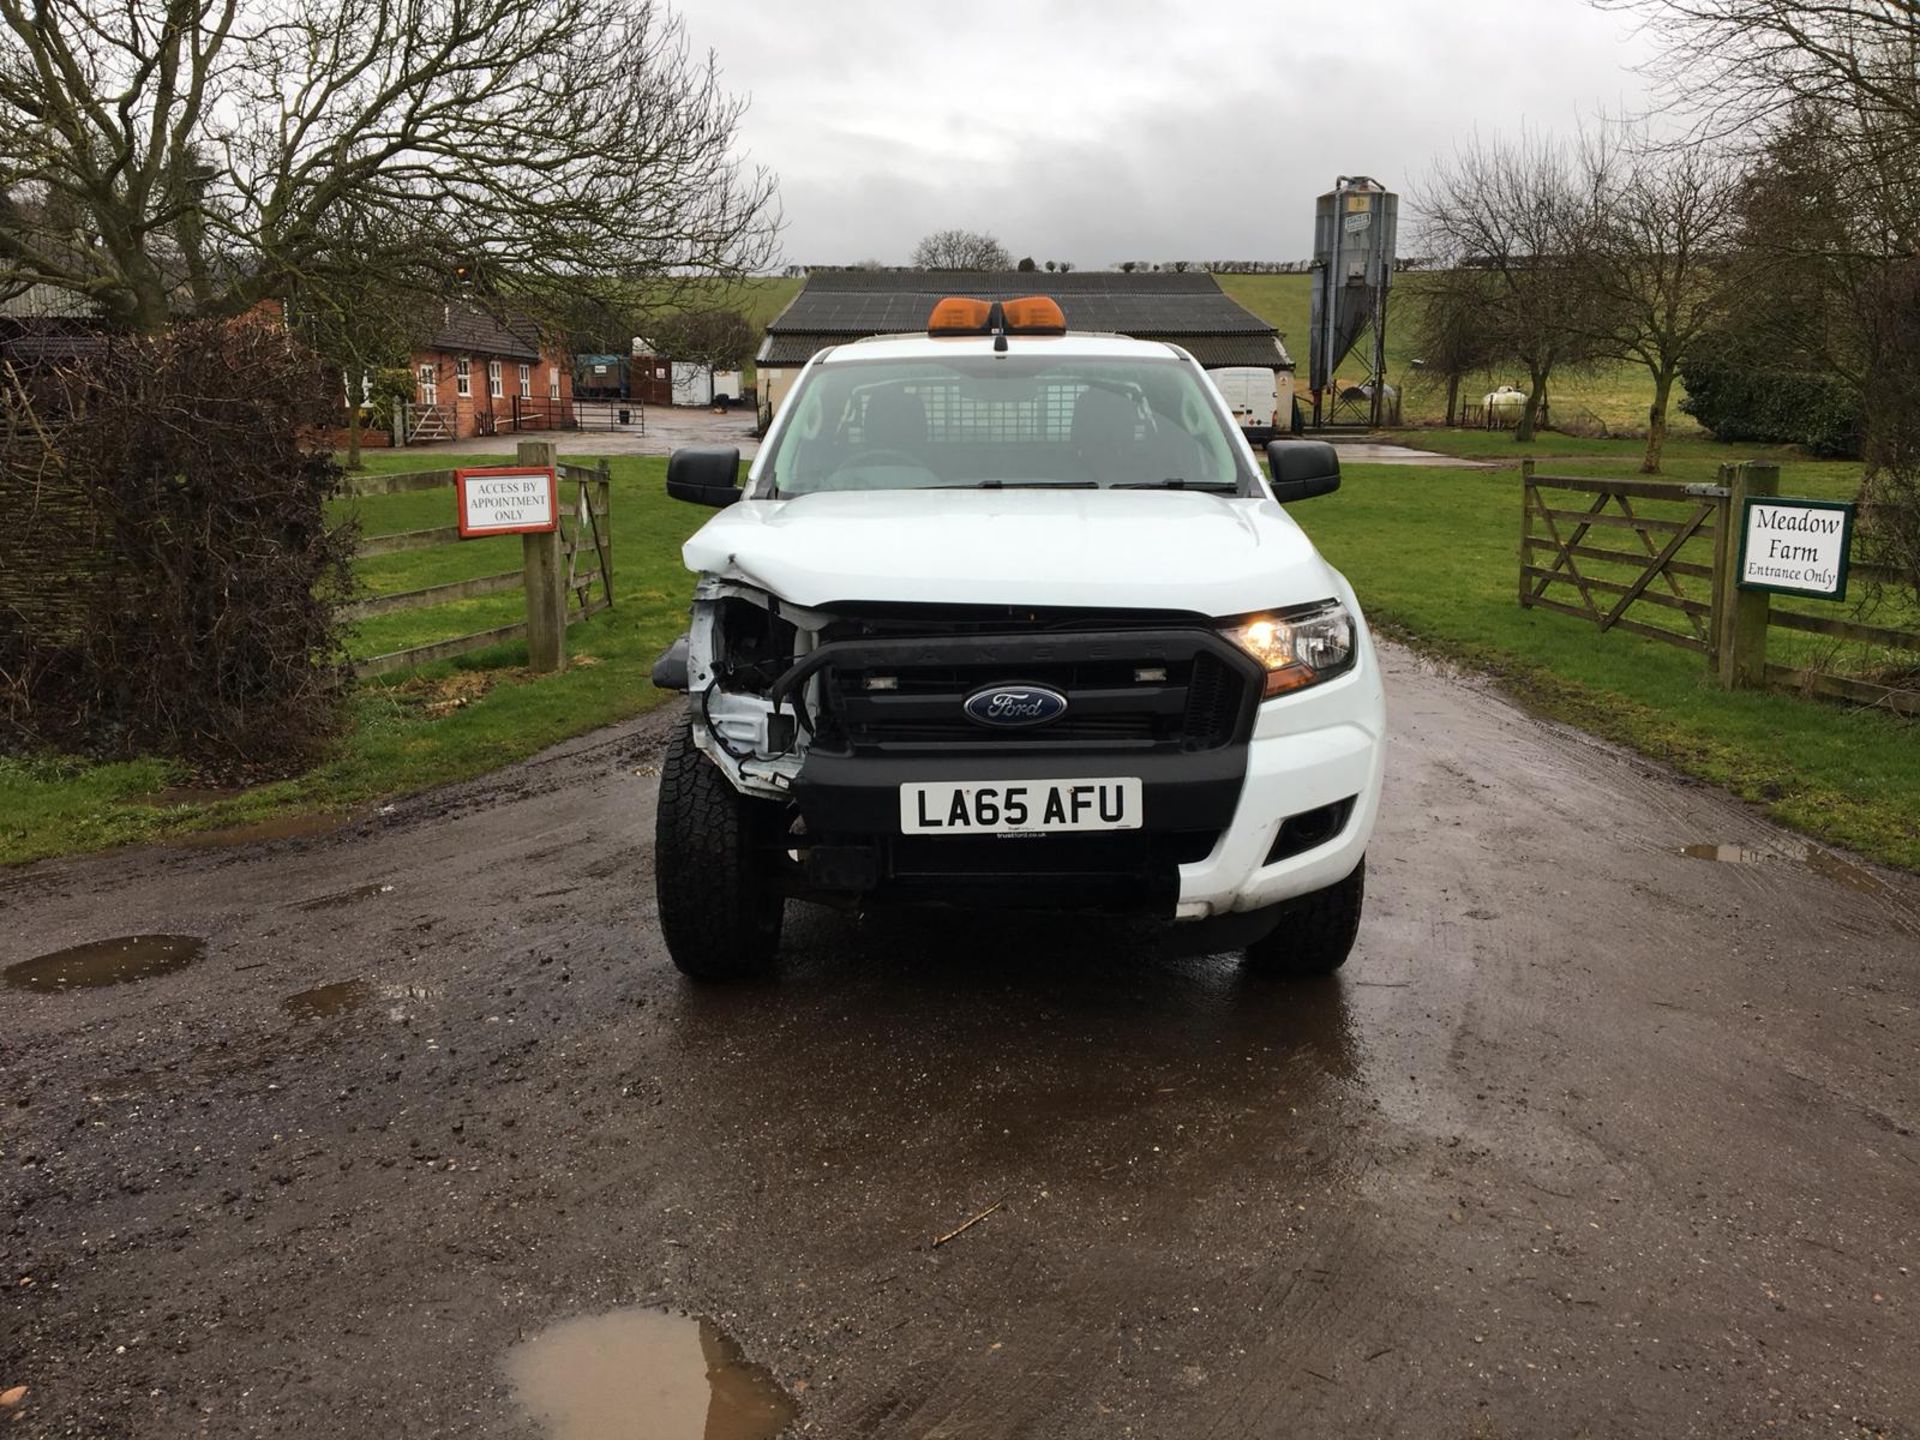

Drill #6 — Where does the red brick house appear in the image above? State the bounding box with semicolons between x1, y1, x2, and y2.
406;301;574;443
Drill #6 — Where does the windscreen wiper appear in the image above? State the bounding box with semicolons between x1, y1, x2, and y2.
1111;478;1239;491
928;480;1102;489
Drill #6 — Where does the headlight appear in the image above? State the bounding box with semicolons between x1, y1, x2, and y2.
1223;601;1356;697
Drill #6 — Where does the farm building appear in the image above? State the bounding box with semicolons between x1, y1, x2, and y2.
757;270;1295;424
406;301;574;443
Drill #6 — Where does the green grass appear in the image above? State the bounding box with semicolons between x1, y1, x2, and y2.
1307;453;1919;869
0;453;702;865
1213;271;1696;438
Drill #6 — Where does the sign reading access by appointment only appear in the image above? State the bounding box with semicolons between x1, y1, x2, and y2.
455;467;558;538
1738;497;1855;601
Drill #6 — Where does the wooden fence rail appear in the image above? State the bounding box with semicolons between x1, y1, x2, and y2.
347;446;613;679
1519;459;1920;716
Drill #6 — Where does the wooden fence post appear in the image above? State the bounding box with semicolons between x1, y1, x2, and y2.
518;438;565;674
1518;459;1536;611
1716;460;1777;690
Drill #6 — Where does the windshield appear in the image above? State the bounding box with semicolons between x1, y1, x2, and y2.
761;353;1253;496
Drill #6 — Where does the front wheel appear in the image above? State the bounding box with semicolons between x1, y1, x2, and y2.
654;717;786;980
1242;858;1365;978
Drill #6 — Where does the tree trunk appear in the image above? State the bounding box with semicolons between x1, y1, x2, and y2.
346;367;364;469
1517;366;1550;443
1642;368;1675;474
1445;373;1460;428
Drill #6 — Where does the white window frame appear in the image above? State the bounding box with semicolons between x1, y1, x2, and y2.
455;357;471;398
488;359;503;399
518;362;531;399
548;364;560;400
416;362;437;407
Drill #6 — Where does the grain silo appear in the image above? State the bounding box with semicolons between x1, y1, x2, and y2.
1309;176;1399;428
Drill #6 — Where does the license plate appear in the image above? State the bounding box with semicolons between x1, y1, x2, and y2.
899;778;1143;835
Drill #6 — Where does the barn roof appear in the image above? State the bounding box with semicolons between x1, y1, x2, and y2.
760;270;1292;370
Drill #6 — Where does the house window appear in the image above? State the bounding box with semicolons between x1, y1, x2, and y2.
417;362;437;407
488;360;502;399
549;364;560;400
518;363;531;399
455;357;471;398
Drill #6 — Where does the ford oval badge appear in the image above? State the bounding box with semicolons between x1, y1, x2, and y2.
963;684;1069;729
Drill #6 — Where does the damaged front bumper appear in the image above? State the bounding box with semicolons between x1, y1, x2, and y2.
656;583;1385;919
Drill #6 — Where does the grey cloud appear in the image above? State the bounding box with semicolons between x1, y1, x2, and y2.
683;0;1661;264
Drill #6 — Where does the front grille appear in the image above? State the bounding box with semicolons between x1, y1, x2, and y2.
810;626;1256;757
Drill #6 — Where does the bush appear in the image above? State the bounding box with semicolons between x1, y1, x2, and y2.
1677;350;1864;457
0;320;356;772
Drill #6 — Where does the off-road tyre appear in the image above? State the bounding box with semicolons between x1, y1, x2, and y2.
654;717;786;980
1242;858;1365;978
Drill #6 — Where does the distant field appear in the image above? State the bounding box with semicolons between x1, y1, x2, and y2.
1212;271;1693;438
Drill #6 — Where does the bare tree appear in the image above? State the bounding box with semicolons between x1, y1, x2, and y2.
910;230;1013;271
1408;269;1504;426
1597;1;1920;143
0;0;780;332
1575;136;1741;472
650;306;754;372
1417;136;1597;442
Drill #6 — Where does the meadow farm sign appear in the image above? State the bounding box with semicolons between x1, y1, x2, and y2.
1738;498;1855;601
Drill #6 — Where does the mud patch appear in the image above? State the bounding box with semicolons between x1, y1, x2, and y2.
5;934;204;992
395;669;498;720
173;812;355;848
292;882;394;912
506;1307;796;1440
129;785;244;809
1681;842;1883;893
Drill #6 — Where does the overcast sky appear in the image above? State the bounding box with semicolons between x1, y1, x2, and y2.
678;0;1666;267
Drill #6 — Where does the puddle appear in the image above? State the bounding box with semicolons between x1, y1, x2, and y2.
506;1308;797;1440
281;979;440;1021
1681;843;1883;894
4;934;205;992
292;883;394;912
282;979;375;1019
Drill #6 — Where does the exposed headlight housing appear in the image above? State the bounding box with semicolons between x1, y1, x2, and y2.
1223;601;1356;697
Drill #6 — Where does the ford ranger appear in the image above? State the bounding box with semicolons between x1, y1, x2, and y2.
650;296;1385;980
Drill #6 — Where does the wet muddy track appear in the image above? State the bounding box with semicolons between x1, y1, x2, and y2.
3;644;1918;1438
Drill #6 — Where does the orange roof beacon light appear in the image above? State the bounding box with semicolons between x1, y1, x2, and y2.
925;294;1067;341
1001;296;1067;335
927;297;994;335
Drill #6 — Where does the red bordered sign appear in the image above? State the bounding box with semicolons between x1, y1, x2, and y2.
454;466;559;538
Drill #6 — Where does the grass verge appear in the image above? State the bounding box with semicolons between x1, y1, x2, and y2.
1305;454;1918;870
1;453;697;865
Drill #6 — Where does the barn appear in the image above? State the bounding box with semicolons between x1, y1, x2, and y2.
757;270;1295;429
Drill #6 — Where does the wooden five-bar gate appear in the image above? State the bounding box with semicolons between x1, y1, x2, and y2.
1522;460;1920;715
345;441;613;679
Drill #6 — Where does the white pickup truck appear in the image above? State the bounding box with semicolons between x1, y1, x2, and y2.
651;296;1385;981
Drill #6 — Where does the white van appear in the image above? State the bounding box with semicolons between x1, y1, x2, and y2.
1209;367;1284;443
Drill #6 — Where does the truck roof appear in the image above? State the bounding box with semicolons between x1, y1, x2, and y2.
815;331;1188;366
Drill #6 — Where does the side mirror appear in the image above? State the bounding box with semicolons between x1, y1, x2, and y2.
666;446;744;507
1265;440;1341;502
